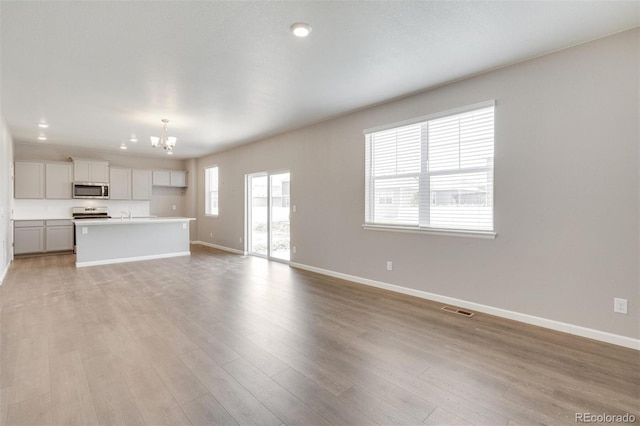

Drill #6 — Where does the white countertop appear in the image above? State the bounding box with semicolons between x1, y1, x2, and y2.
14;217;73;221
72;217;196;225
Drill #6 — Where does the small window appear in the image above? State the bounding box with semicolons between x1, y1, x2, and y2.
205;166;219;216
364;101;495;232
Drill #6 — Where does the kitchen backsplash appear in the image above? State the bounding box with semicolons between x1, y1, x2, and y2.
13;199;150;220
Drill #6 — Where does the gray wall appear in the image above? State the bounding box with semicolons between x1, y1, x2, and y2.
197;29;639;339
184;158;199;238
0;116;14;281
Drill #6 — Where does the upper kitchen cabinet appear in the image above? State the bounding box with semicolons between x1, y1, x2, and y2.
152;170;188;187
109;168;132;200
15;161;74;199
14;161;44;199
45;163;73;199
73;159;109;183
132;170;152;200
110;168;152;200
170;171;187;187
152;170;170;186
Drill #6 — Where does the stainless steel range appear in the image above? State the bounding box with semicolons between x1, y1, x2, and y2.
72;207;110;253
72;206;111;220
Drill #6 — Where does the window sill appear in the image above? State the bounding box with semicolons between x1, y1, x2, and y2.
362;224;496;239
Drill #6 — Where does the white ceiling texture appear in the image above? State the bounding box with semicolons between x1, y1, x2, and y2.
1;1;638;159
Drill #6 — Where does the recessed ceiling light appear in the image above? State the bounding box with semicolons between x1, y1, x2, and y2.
120;143;127;150
129;135;138;143
166;151;173;155
37;122;49;128
37;135;47;141
290;22;312;37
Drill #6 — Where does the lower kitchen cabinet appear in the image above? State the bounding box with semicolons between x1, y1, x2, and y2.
14;221;45;254
45;220;74;252
14;220;73;255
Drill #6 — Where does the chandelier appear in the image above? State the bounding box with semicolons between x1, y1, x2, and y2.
150;118;177;154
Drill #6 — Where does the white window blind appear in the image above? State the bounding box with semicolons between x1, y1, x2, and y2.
205;166;219;216
365;102;494;232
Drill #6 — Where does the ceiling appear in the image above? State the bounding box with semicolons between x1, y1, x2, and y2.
1;1;638;159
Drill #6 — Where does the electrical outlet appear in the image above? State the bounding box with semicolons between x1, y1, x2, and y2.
293;246;297;254
293;205;296;213
386;261;393;271
209;232;213;238
614;298;628;314
239;237;242;243
172;205;176;210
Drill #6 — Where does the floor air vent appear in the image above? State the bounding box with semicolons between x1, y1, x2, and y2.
442;305;475;317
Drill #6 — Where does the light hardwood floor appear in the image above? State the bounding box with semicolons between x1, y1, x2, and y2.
1;245;638;425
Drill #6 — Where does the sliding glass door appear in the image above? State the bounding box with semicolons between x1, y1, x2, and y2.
247;171;290;261
249;174;269;256
269;172;290;260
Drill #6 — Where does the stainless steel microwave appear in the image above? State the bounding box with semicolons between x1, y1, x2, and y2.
72;182;109;199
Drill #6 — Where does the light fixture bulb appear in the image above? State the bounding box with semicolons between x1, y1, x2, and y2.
37;135;47;141
150;118;177;152
129;135;138;143
290;22;312;37
37;122;49;129
120;143;127;150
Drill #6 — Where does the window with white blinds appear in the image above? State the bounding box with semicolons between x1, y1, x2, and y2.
205;166;219;216
364;101;494;233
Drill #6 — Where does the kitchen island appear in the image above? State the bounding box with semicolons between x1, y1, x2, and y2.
72;217;196;267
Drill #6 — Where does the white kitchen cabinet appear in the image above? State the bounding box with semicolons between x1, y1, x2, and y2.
45;220;73;252
132;170;152;200
110;168;132;200
14;162;45;199
152;170;187;187
16;161;74;199
14;221;45;254
73;160;90;181
170;171;187;187
152;170;171;186
14;220;73;255
73;160;109;183
45;163;73;199
91;162;109;183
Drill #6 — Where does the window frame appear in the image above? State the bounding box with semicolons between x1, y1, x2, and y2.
204;165;219;217
363;100;497;239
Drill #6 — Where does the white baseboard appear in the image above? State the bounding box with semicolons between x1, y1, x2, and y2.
0;260;11;286
289;262;640;350
193;241;246;255
76;251;191;268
